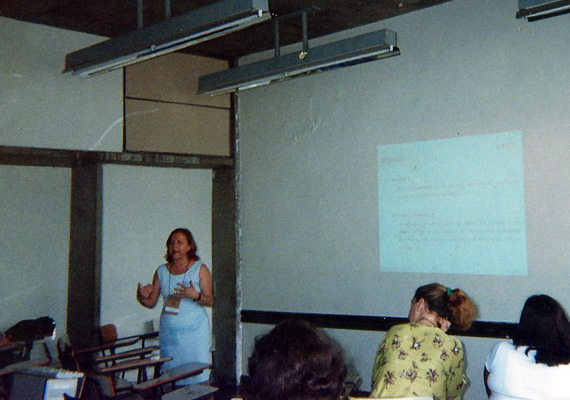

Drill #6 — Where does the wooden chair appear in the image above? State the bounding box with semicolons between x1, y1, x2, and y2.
133;361;212;397
82;373;145;400
97;324;158;350
0;341;27;370
96;324;159;377
71;342;169;385
343;374;362;397
95;355;172;383
160;383;218;400
72;324;162;384
58;335;79;371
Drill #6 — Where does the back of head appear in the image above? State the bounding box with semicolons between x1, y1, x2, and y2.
246;320;347;400
513;294;570;366
414;283;477;331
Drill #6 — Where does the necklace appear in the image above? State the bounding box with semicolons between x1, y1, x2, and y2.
169;260;190;275
168;262;190;295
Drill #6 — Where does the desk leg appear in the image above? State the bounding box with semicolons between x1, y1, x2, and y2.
153;364;162;379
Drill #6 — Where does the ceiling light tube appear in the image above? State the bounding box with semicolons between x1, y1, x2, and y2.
64;0;270;78
198;29;400;95
516;0;570;19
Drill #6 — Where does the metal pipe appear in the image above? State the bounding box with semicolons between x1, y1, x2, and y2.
137;0;144;28
302;10;308;52
164;0;171;19
274;18;280;57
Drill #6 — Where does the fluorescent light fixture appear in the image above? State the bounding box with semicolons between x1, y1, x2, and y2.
198;29;399;95
516;0;570;20
63;0;270;78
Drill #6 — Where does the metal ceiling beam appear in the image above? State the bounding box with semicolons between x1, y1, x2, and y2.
198;28;400;95
516;0;570;20
63;0;270;78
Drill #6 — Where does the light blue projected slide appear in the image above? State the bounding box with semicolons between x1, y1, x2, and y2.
377;131;528;275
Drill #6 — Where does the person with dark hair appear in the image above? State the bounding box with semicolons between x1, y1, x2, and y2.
0;333;8;347
137;228;214;384
484;294;570;399
246;320;348;400
370;283;477;399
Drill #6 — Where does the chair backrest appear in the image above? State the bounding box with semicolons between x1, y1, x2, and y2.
84;373;119;398
57;335;78;371
84;373;144;400
98;324;118;344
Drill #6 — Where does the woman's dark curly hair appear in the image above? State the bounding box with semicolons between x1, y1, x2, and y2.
246;320;347;400
512;294;570;366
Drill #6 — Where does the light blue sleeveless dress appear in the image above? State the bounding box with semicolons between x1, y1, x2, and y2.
157;261;211;384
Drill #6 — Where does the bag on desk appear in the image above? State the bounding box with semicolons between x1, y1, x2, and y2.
5;316;56;342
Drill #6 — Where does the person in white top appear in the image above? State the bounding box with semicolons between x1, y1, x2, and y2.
484;295;570;400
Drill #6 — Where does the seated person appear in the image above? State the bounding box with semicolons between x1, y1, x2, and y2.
245;319;348;400
485;294;570;400
0;333;9;347
0;331;21;370
370;283;477;399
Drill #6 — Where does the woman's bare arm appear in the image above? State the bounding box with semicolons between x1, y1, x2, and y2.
137;271;161;308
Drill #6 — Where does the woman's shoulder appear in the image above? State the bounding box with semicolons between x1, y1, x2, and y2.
386;323;413;334
486;341;527;368
490;341;518;356
488;340;509;354
190;259;205;271
392;322;453;337
496;341;517;351
428;325;462;348
156;263;168;274
385;323;436;340
387;322;445;334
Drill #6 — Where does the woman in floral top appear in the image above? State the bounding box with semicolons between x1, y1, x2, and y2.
370;283;477;400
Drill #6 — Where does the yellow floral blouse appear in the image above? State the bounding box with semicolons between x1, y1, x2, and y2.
370;323;466;400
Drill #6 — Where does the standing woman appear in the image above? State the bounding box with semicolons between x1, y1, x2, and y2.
370;283;477;400
137;228;214;384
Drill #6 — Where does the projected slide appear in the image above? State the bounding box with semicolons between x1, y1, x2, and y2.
378;131;527;275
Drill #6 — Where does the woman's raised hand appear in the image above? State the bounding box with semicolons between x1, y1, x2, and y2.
175;281;200;300
137;282;153;299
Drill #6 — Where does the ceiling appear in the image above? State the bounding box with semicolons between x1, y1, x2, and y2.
0;0;453;61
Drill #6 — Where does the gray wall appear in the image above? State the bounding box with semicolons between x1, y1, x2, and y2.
0;19;214;358
0;18;122;349
0;165;71;337
100;164;213;336
0;17;123;151
0;163;212;356
237;1;570;399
